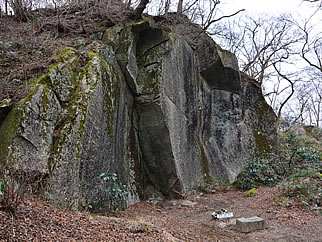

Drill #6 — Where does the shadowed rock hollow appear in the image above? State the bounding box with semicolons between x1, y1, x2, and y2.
0;18;276;211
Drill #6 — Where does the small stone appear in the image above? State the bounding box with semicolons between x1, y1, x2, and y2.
235;216;265;233
275;214;290;219
218;222;228;228
10;78;22;84
171;201;177;206
302;201;310;207
311;205;321;211
211;190;217;194
181;200;198;207
229;219;237;225
148;199;159;205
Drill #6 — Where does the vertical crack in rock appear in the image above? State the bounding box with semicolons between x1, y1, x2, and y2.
163;93;190;124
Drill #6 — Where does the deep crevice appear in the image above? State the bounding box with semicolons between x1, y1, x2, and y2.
137;39;170;61
143;62;161;68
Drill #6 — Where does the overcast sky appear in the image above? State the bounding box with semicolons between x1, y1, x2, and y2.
220;0;321;22
221;0;313;14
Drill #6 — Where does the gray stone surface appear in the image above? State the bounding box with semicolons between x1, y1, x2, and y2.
0;48;140;211
235;216;266;233
218;222;228;228
181;200;198;207
0;20;276;211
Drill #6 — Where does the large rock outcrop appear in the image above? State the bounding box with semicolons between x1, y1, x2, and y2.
0;19;276;211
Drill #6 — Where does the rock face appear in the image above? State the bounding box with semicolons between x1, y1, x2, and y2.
0;19;276;211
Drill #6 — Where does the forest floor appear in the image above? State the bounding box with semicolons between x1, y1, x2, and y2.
1;185;321;241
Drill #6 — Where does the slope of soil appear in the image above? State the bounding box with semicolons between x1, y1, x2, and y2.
0;4;133;104
1;186;321;241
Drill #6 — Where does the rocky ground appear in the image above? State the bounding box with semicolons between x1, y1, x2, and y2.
1;185;321;241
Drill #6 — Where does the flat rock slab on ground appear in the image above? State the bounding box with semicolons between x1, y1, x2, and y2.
181;200;198;207
235;216;266;233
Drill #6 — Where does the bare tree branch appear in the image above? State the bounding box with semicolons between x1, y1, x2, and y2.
203;9;245;31
134;0;149;20
273;63;295;131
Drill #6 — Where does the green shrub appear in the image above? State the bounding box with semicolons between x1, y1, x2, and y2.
235;130;321;190
100;172;128;211
234;156;281;190
281;171;321;206
277;131;321;174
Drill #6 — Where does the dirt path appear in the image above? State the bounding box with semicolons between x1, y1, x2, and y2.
113;185;321;241
1;185;321;241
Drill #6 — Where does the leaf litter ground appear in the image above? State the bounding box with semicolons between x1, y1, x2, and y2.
1;185;321;241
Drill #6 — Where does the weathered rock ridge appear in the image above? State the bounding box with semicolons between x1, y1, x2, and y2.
0;20;276;211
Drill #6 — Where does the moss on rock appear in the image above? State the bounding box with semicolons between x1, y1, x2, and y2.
0;106;24;165
252;100;276;155
253;127;272;154
243;188;258;197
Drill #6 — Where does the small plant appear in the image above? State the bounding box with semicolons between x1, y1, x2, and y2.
0;145;35;214
243;188;258;197
73;39;87;49
100;172;128;211
0;178;7;196
80;201;93;211
0;166;30;214
199;182;213;193
273;196;292;207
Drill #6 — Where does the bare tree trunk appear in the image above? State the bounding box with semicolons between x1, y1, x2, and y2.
164;0;170;14
273;64;295;132
177;0;183;13
126;0;132;8
134;0;149;20
5;0;8;15
10;0;30;21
